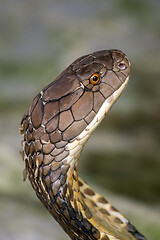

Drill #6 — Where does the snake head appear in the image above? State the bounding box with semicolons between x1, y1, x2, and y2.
72;49;131;92
21;50;131;143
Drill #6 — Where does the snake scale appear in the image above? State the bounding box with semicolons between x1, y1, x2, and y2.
20;49;146;240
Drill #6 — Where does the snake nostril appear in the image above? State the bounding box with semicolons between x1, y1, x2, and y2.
118;63;127;70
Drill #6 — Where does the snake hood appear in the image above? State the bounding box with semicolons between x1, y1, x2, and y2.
20;50;147;240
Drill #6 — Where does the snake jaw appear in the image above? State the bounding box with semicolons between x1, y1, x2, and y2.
105;75;129;111
76;75;129;144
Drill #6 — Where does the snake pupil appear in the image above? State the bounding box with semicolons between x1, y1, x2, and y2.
93;76;98;82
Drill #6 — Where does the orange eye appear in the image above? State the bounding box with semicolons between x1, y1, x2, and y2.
90;73;100;85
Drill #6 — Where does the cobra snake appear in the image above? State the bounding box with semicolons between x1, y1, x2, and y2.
20;49;147;240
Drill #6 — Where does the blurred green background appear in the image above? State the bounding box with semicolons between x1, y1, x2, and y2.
0;0;160;239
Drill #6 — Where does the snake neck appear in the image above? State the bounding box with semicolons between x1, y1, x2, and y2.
23;131;144;240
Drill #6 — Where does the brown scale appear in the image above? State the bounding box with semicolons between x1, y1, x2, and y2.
72;91;93;120
20;50;146;240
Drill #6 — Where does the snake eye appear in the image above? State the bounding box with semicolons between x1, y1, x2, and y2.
90;73;100;85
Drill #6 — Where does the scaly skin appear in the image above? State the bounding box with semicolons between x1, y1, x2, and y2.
20;50;146;240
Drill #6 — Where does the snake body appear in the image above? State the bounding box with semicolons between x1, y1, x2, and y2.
20;50;146;240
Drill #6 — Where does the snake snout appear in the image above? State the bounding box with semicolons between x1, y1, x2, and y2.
110;49;131;77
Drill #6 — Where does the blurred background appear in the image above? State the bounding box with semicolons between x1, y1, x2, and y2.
0;0;160;239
